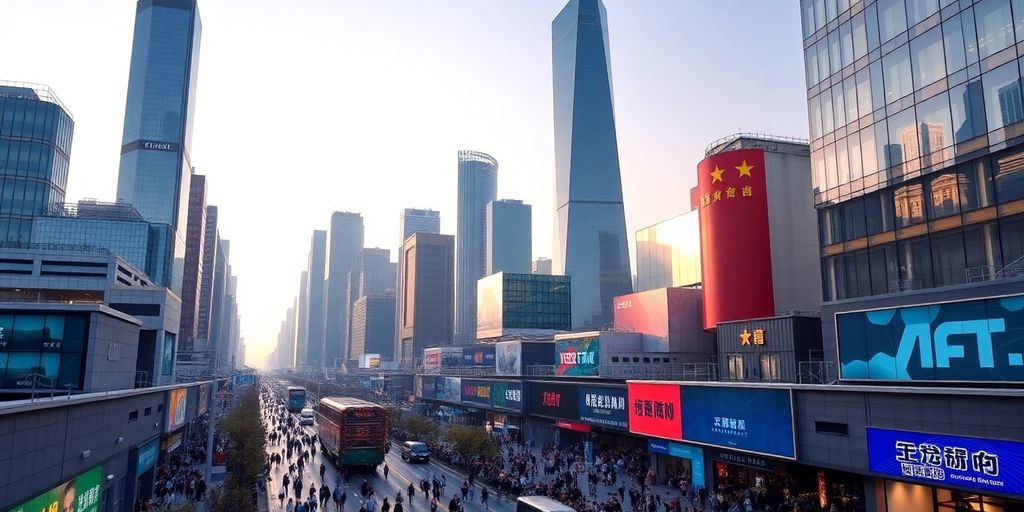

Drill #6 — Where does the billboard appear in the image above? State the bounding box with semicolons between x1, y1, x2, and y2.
6;464;103;512
627;382;683;441
579;386;628;430
419;376;436;399
614;289;670;343
166;387;187;432
697;148;775;329
462;345;496;368
527;381;579;420
477;272;504;339
556;335;600;376
681;386;795;459
837;294;1024;382
136;437;160;475
436;377;462;403
867;427;1024;497
496;341;521;375
197;383;210;415
461;379;492;407
491;381;523;412
232;374;255;387
423;348;443;372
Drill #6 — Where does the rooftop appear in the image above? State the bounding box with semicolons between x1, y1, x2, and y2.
43;201;146;222
0;80;72;117
705;132;809;157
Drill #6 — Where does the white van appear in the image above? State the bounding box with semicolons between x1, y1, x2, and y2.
299;407;315;426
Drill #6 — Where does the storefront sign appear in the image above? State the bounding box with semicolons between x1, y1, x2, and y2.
233;374;255;387
491;381;522;412
647;439;706;488
435;377;462;403
739;328;765;346
867;427;1024;497
423;349;442;372
555;336;600;376
627;382;683;441
837;294;1024;382
162;431;183;452
6;464;103;512
556;420;591;433
579;386;628;430
527;381;579;420
461;379;492;407
714;450;774;471
166;388;187;432
681;386;795;459
136;437;159;475
462;345;496;368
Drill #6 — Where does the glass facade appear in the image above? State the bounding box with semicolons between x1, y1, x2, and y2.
801;0;1024;301
634;210;702;292
0;84;74;243
486;199;532;275
455;150;497;344
552;0;633;329
0;311;88;390
476;272;571;340
31;215;150;274
116;0;202;293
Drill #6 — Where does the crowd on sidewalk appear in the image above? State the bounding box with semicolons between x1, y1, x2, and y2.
134;416;211;511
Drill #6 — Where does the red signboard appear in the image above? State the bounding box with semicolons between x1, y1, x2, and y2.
697;148;775;329
627;382;683;441
556;420;592;433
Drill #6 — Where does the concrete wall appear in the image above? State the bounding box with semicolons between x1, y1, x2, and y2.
83;311;142;392
764;149;821;316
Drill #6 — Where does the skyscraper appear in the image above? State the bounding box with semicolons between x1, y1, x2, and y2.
116;0;202;293
295;270;309;367
179;174;208;352
196;204;219;346
324;212;364;366
0;82;74;243
398;233;455;364
304;230;328;368
532;257;552;275
486;199;532;275
455;150;497;344
551;0;632;329
399;208;441;245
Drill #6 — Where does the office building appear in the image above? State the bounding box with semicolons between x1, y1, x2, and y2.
397;233;455;364
324;212;363;366
399;208;441;243
195;204;218;347
31;201;151;274
304;230;327;368
116;0;202;293
295;270;308;367
455;150;498;344
275;301;296;369
0;82;74;243
551;0;632;329
486;199;532;275
634;210;701;292
179;174;207;352
532;257;552;275
350;295;396;361
352;248;395;299
476;272;570;341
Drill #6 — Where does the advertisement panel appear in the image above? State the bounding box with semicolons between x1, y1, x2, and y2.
837;294;1024;382
136;437;160;475
166;388;187;432
477;273;504;339
491;381;523;412
423;348;442;373
578;386;628;430
436;377;462;403
647;439;705;489
867;427;1024;497
556;336;600;376
527;381;579;420
496;341;521;376
419;376;437;399
461;379;492;407
6;465;103;512
197;383;210;415
232;374;255;387
614;289;669;341
628;382;683;440
681;386;795;459
462;345;496;368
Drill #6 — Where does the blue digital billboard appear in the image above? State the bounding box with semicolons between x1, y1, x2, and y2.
579;386;627;430
837;294;1024;382
867;427;1024;497
647;439;705;488
680;386;795;459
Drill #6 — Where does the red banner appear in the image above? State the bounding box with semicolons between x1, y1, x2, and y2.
556;420;592;433
697;148;775;329
627;382;683;441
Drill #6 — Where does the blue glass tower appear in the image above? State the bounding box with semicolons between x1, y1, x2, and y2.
552;0;632;329
116;0;202;293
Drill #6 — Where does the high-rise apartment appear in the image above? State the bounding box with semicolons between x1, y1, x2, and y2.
324;212;363;366
116;0;202;293
455;151;498;344
398;233;455;364
179;174;207;352
0;82;74;243
486;199;532;275
551;0;632;329
304;230;327;368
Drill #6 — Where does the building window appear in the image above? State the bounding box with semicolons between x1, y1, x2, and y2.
144;407;152;416
917;92;953;164
894;181;926;227
869;244;898;294
759;353;781;382
845;250;872;298
897;236;935;289
906;0;939;27
1000;214;1024;263
964;222;1002;271
985;61;1024;132
924;171;961;219
961;157;996;210
911;26;946;90
950;80;987;144
931;230;968;286
993;148;1024;202
128;410;138;422
878;0;908;43
888;107;920;172
975;0;1014;59
883;45;913;104
726;355;745;380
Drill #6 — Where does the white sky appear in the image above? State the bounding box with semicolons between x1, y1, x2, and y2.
3;1;810;368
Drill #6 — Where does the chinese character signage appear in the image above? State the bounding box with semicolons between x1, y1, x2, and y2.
556;336;600;376
491;381;523;412
6;464;103;512
627;382;683;441
461;379;492;407
579;386;628;430
681;386;795;459
867;427;1024;497
527;381;579;420
838;295;1024;382
462;345;496;368
739;328;766;346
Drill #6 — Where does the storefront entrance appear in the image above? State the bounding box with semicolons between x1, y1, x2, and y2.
880;479;1024;512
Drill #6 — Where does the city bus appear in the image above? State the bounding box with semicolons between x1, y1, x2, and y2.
317;396;389;468
516;496;575;512
287;386;306;413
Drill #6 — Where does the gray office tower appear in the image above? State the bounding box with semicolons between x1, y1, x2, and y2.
304;230;327;368
324;212;363;366
398;233;455;364
455;151;497;344
116;0;202;294
552;0;632;329
295;270;309;367
486;199;532;275
399;208;441;243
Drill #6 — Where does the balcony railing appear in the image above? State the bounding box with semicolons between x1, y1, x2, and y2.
966;253;1024;283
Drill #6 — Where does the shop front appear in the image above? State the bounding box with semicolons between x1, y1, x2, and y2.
130;436;160;503
648;438;706;491
526;381;639;453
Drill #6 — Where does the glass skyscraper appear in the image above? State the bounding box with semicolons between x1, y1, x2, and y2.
634;210;702;292
0;82;74;243
455;150;497;344
116;0;202;293
552;0;632;329
304;230;327;368
324;211;363;365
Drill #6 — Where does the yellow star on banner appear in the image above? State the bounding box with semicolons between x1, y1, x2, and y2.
736;160;753;178
740;329;752;345
710;166;725;183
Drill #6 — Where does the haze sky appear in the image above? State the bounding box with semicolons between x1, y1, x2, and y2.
3;1;809;367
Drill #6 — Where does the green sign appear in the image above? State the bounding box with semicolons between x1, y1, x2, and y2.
7;465;103;512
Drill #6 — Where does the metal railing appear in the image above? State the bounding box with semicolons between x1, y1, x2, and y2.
436;367;497;377
798;361;837;384
43;202;145;222
0;80;72;116
705;132;809;156
524;364;556;376
522;363;720;381
0;241;114;256
966;253;1024;283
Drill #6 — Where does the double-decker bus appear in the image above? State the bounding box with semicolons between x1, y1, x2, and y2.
317;397;389;468
287;386;306;413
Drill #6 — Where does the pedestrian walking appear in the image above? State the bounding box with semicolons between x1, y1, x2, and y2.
383;463;389;480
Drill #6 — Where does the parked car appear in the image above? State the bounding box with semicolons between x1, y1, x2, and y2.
400;441;430;463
